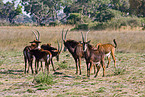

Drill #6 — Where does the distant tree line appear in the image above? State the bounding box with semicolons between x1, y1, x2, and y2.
0;0;144;29
0;0;22;23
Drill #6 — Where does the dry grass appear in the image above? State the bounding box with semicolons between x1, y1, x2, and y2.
0;26;145;96
0;26;145;52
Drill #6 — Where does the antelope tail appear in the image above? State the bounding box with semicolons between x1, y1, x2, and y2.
113;39;117;48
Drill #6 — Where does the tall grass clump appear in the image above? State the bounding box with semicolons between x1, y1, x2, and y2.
57;61;69;70
113;66;126;75
33;72;56;85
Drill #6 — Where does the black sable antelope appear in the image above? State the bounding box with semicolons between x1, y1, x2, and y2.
62;29;90;75
41;41;62;72
81;32;106;77
23;30;41;74
30;44;52;75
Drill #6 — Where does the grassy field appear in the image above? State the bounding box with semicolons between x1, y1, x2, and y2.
0;26;145;96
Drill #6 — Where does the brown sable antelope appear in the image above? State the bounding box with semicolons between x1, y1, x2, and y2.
95;39;117;68
23;30;41;74
41;40;62;72
62;29;88;75
30;44;52;74
81;32;106;77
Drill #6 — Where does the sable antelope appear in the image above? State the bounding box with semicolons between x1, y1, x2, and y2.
41;40;62;72
95;39;117;68
30;45;52;74
23;30;41;74
62;29;88;75
81;32;106;77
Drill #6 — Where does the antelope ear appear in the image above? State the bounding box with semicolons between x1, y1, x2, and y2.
52;50;58;52
79;41;83;44
47;43;51;46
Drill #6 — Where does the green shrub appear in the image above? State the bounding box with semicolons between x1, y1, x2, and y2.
106;17;142;29
49;21;60;26
95;9;122;22
33;72;56;85
92;22;107;30
76;23;89;30
67;13;81;24
113;67;126;75
82;16;92;23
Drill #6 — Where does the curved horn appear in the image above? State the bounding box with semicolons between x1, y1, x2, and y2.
57;40;63;53
85;30;90;42
36;30;40;41
57;40;60;51
64;29;69;40
62;29;64;41
32;31;38;40
81;32;85;42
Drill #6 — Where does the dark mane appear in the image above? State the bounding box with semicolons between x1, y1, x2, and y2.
87;43;94;49
66;40;80;48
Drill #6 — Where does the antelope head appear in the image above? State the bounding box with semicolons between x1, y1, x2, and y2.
81;30;91;52
30;30;41;47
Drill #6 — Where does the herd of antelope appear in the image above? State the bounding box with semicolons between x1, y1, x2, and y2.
23;29;117;78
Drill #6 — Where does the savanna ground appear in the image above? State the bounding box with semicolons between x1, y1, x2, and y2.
0;26;145;97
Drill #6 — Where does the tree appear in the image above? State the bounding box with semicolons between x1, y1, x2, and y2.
110;0;130;13
21;0;50;25
63;0;112;19
129;0;145;17
43;0;63;21
0;0;22;23
21;0;63;25
0;0;4;16
14;14;33;23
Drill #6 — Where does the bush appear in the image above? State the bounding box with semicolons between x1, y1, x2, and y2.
33;72;56;85
106;17;142;29
67;13;82;25
76;23;89;30
49;20;60;26
89;16;142;30
113;67;126;75
95;9;122;22
92;22;107;30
